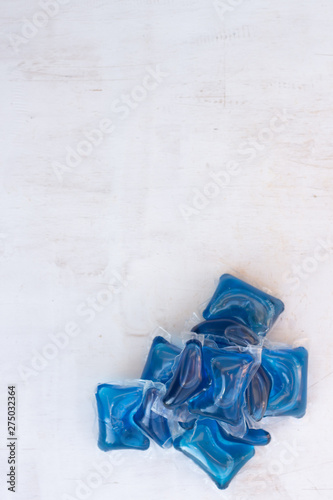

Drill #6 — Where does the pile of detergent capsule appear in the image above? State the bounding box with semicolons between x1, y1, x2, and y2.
95;274;308;489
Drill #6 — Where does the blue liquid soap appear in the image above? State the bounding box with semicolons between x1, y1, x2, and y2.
141;336;181;384
246;365;272;421
134;387;172;448
192;319;260;347
163;340;209;408
188;346;258;427
219;423;271;446
203;274;285;336
174;419;255;489
95;274;307;489
96;384;150;451
262;347;308;418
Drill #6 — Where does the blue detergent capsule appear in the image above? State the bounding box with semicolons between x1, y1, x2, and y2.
188;346;258;427
173;404;198;430
246;365;272;421
163;339;209;408
179;418;197;430
174;419;255;489
262;347;308;418
96;383;150;451
134;387;172;448
192;319;260;348
203;274;285;336
141;336;181;384
219;423;271;446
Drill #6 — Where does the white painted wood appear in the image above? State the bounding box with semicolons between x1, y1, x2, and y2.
1;1;333;498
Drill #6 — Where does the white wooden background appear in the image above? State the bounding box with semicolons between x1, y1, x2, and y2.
1;1;333;499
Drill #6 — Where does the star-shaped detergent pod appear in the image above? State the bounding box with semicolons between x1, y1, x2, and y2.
95;274;308;489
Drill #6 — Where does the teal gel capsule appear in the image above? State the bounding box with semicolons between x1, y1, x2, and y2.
174;419;255;489
96;384;150;451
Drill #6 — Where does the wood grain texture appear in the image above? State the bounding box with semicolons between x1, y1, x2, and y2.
0;1;333;498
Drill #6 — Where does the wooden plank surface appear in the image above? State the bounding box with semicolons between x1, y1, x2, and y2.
1;1;333;499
